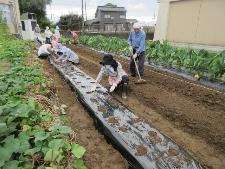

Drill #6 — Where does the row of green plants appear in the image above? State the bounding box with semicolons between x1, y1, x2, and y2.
0;24;87;169
77;35;225;82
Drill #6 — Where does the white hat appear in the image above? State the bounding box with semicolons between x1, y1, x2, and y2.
133;22;142;29
56;26;59;30
46;26;49;30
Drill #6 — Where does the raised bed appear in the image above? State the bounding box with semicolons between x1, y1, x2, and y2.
49;56;204;169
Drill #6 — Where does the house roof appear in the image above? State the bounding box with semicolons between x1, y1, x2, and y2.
97;6;126;12
85;19;99;25
95;4;126;17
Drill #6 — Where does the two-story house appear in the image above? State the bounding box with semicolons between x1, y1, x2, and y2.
86;3;129;32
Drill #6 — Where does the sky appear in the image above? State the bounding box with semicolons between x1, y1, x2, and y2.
46;0;159;25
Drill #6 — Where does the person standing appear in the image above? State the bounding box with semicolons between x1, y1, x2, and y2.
54;26;61;40
45;26;52;44
34;24;43;45
128;22;146;77
34;24;41;37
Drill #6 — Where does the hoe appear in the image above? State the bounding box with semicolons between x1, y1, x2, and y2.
131;52;147;84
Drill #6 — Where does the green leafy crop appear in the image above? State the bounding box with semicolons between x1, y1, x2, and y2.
78;35;225;82
0;23;87;169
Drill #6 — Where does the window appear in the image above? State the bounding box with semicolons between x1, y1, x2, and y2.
21;21;25;31
116;24;123;31
120;15;125;19
104;14;110;19
105;24;114;31
31;21;36;31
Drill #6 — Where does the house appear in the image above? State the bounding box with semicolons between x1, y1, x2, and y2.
86;3;136;32
154;0;225;48
0;0;21;34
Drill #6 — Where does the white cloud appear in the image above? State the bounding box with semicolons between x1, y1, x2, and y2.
47;0;159;23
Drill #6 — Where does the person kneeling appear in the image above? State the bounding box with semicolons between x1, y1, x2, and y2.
91;54;129;99
38;44;52;59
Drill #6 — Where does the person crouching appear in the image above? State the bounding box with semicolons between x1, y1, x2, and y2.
91;54;129;99
38;44;52;59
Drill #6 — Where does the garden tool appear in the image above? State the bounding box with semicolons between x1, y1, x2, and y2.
131;51;146;84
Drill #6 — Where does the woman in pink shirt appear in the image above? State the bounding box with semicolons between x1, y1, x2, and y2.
91;54;129;99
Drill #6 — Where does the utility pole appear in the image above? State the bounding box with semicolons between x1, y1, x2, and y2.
81;0;84;32
85;0;87;21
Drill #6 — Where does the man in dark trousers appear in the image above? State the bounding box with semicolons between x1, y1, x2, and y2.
128;22;146;77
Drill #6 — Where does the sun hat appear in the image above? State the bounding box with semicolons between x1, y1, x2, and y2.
100;54;114;65
133;22;142;29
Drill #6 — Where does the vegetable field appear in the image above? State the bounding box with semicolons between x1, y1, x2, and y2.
0;24;87;169
78;35;225;82
1;22;225;169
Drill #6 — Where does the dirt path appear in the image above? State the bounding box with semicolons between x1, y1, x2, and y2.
69;45;225;169
42;59;128;169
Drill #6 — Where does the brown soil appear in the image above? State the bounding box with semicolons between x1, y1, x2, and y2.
148;131;162;144
108;117;119;125
98;106;108;113
167;147;180;157
42;60;128;169
135;145;148;156
119;126;128;133
70;45;225;169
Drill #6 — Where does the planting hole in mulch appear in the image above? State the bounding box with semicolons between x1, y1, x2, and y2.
119;126;128;133
130;117;142;124
90;81;95;83
81;85;86;88
135;145;148;156
108;99;118;108
148;131;162;144
167;147;180;157
90;98;98;104
108;117;119;125
97;106;108;113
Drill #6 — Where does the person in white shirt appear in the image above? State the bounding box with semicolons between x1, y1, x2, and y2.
54;26;61;40
38;44;52;59
44;26;52;44
91;54;129;99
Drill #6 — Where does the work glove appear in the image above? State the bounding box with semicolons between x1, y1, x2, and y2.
133;53;138;59
129;46;133;54
109;84;117;93
90;83;97;92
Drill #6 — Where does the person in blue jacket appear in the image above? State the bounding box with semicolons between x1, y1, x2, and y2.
128;22;146;77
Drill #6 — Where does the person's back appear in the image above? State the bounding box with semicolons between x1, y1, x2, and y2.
38;44;51;58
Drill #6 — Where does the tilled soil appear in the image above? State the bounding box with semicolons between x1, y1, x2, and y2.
42;59;128;169
69;45;225;169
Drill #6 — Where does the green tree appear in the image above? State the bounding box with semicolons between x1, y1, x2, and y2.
57;14;83;31
18;0;52;25
39;16;54;29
